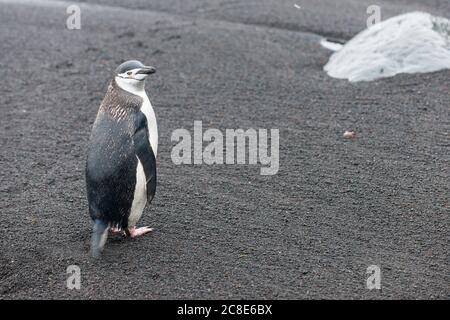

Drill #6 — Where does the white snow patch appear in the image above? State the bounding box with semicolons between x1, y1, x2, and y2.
324;12;450;82
320;39;343;52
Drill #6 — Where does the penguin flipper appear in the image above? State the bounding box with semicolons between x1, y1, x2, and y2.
133;111;157;203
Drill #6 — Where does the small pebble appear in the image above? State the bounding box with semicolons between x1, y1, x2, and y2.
343;130;356;138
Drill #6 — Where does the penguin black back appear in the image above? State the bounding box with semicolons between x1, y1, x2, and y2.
87;80;140;222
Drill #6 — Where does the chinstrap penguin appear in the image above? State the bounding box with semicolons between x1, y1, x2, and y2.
86;60;158;258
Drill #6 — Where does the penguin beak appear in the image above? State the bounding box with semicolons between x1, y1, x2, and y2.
136;66;156;75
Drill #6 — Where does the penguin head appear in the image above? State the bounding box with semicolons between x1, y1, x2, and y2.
114;60;156;91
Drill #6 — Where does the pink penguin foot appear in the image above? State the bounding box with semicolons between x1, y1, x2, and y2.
126;226;153;238
109;227;122;233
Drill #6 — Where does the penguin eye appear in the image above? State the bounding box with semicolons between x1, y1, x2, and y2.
127;71;132;76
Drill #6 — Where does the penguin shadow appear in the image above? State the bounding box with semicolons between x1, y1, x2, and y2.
108;232;128;244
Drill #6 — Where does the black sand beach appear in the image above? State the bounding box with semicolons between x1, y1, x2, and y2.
0;0;448;299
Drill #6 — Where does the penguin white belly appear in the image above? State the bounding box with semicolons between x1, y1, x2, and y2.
128;159;147;227
140;96;158;157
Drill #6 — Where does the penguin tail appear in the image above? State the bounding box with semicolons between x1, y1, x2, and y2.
91;219;109;258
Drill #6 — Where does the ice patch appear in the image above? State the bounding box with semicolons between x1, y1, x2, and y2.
323;12;450;82
320;39;344;52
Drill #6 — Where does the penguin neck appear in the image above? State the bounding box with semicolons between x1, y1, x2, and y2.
114;77;147;99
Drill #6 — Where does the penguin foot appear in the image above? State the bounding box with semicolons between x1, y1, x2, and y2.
126;226;153;238
109;227;122;233
110;227;127;237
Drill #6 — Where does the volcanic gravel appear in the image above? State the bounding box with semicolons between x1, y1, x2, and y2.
0;0;448;299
